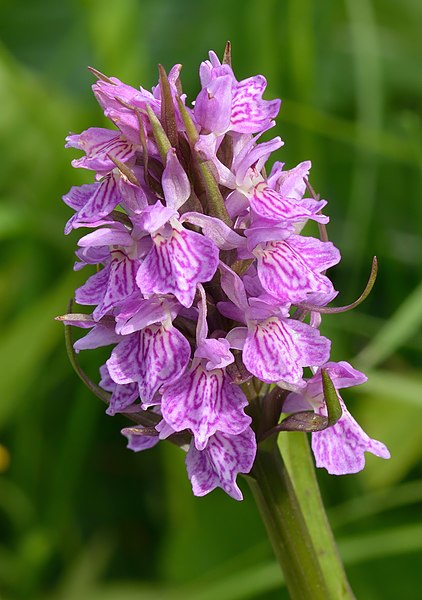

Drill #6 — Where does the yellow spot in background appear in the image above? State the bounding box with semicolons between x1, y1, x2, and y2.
0;445;10;472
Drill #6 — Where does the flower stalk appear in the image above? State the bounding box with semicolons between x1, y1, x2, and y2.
248;433;355;600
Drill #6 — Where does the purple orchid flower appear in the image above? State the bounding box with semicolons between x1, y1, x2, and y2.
60;46;390;502
284;362;391;474
161;285;251;450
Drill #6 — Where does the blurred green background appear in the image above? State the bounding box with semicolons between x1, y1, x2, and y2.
1;0;421;598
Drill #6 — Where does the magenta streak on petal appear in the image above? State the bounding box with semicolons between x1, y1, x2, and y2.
136;227;219;307
70;130;135;172
287;235;341;272
76;173;120;222
137;324;191;405
243;317;303;383
256;240;334;303
107;325;190;405
100;366;139;415
63;183;96;210
162;364;250;451
230;76;280;133
186;428;257;500
250;183;315;223
94;254;139;320
75;264;110;306
312;400;391;475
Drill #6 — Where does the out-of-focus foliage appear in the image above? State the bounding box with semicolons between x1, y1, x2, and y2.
0;0;421;598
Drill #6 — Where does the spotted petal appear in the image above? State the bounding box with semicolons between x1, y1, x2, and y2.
243;317;330;385
255;238;336;303
107;324;191;405
136;225;219;307
312;399;390;475
250;182;320;223
162;364;251;451
72;173;121;226
186;429;256;500
93;252;139;320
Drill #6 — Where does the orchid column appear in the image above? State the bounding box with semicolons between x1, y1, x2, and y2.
59;45;390;600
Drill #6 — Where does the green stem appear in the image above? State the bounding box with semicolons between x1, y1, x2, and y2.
247;436;355;600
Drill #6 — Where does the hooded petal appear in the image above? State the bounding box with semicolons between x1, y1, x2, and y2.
162;364;251;451
162;148;191;210
194;338;234;370
268;160;310;198
186;428;256;500
194;75;233;135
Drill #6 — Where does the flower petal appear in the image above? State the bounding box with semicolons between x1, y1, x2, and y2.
255;238;336;303
162;364;251;450
312;400;390;475
231;75;281;134
121;426;160;452
73;173;121;225
194;75;233;135
182;212;245;250
66;128;135;173
75;264;111;306
137;225;219;307
93;253;139;320
99;364;139;415
74;324;122;352
250;182;318;223
243;317;330;384
162;149;191;210
107;324;191;404
186;429;256;500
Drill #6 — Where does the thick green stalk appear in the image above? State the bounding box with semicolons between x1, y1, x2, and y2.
247;436;355;600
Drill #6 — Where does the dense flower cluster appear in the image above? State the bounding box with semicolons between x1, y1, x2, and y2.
61;49;389;500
